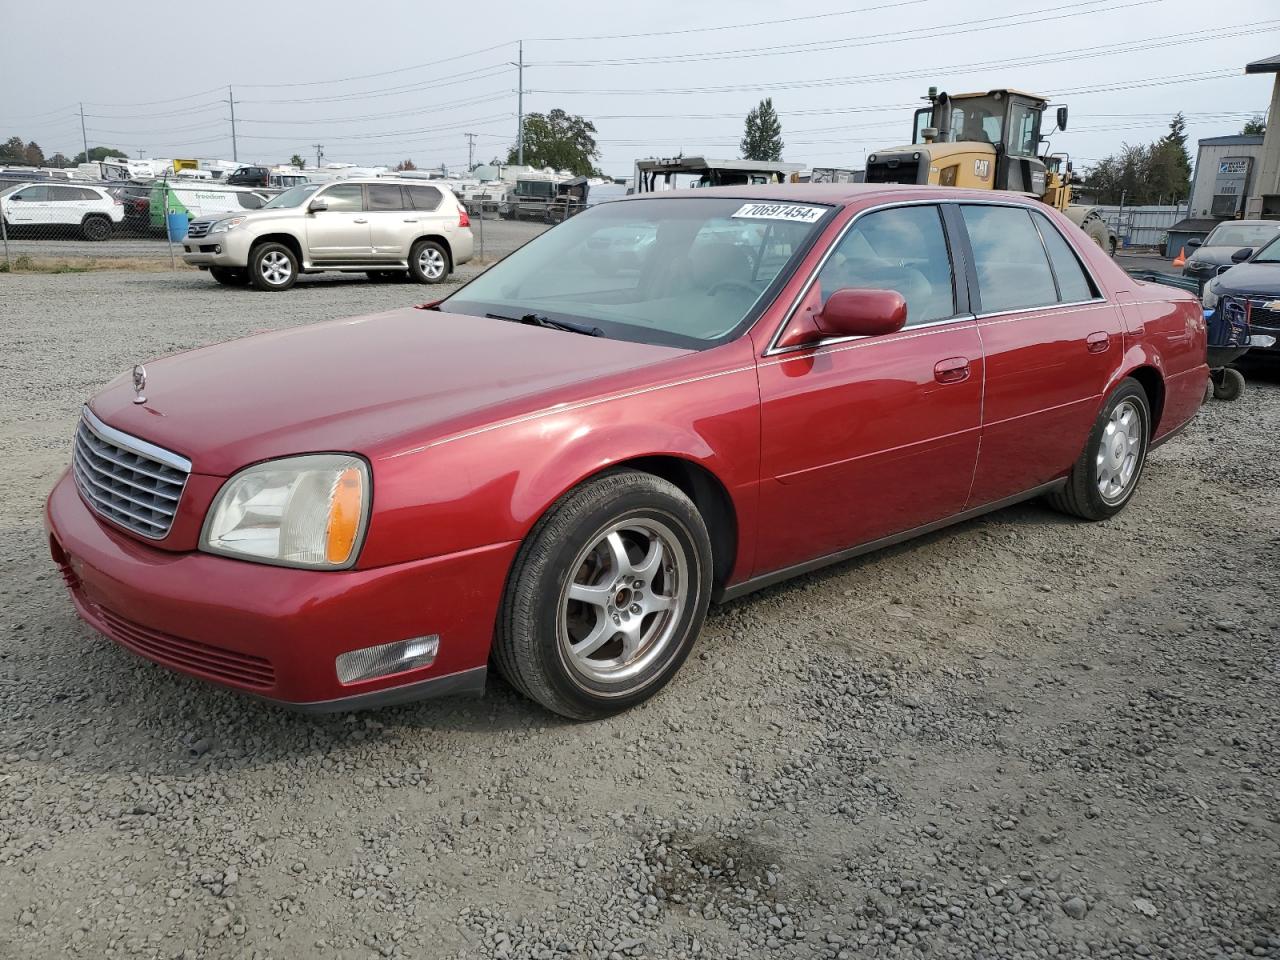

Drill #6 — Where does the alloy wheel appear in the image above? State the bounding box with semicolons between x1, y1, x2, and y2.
558;518;688;685
1096;399;1143;503
417;246;445;280
260;251;293;286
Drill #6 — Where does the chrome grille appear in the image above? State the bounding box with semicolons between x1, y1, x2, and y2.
1247;298;1280;329
186;221;212;239
72;408;190;540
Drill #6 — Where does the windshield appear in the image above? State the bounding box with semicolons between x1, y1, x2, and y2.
442;197;832;348
1204;222;1280;249
263;183;321;208
1253;235;1280;263
951;95;1004;145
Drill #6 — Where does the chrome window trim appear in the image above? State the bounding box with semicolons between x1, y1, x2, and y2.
81;406;192;472
764;196;1113;356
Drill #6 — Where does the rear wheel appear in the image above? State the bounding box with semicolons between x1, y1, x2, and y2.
1211;367;1245;401
249;242;298;292
1082;215;1112;256
494;470;713;720
210;266;249;286
82;215;111;241
1047;378;1150;521
408;240;449;284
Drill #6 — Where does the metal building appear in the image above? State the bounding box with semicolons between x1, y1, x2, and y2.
1187;135;1265;220
1244;53;1280;218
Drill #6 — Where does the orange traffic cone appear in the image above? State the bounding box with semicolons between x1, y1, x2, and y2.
1172;246;1187;268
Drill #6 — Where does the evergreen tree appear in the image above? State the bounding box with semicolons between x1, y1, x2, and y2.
740;98;784;161
1242;115;1267;136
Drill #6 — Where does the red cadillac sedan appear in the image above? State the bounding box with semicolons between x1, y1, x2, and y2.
46;185;1208;719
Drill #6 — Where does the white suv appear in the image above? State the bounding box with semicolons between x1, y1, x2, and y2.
0;183;124;240
181;178;475;291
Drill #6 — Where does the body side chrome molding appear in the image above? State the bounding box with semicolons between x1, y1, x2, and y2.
714;479;1066;603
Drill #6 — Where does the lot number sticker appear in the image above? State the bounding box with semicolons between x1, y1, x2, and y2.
731;203;826;223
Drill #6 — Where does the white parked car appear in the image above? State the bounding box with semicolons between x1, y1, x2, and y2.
0;183;124;240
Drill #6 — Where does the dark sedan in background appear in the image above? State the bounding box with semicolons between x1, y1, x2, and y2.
1203;233;1280;354
1183;220;1280;283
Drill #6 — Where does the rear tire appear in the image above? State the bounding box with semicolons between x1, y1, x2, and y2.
1047;378;1150;521
1082;215;1111;256
82;215;111;241
494;470;713;720
408;240;449;284
210;266;249;286
249;242;298;292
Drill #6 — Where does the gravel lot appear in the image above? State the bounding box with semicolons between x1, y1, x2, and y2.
1;264;1277;960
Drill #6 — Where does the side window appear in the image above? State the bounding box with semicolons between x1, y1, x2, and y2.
816;205;956;327
15;186;49;202
961;205;1058;313
367;184;405;211
49;186;78;201
1033;212;1097;303
407;185;442;211
1008;103;1039;157
80;188;102;201
319;184;363;212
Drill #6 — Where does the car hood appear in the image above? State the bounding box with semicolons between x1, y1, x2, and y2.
1212;262;1280;297
88;307;691;476
1187;245;1247;268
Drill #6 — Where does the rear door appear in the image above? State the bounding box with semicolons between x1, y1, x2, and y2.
957;203;1125;505
754;202;985;575
304;183;371;260
366;183;412;261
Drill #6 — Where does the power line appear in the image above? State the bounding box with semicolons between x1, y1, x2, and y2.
528;0;934;42
237;41;517;88
240;64;515;105
530;21;1280;96
532;0;1157;68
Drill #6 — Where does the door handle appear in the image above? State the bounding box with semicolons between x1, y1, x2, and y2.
353;218;368;224
934;357;971;384
403;218;418;223
1086;331;1110;353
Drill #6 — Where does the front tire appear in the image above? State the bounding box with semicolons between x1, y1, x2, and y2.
1211;367;1245;401
494;470;713;720
1047;378;1151;521
408;240;449;284
249;242;298;292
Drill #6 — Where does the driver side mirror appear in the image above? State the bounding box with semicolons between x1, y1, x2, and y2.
1055;106;1069;132
815;288;908;338
308;198;328;213
1231;247;1253;263
1186;238;1202;249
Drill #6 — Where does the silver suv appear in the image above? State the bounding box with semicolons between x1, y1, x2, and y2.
181;178;474;291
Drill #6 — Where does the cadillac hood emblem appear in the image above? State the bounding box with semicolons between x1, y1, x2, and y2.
132;364;147;404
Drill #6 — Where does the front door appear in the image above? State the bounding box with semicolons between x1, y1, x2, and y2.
5;184;50;225
304;183;371;260
754;203;985;576
956;203;1127;505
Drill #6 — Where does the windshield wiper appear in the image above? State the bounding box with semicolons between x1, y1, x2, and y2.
485;312;602;337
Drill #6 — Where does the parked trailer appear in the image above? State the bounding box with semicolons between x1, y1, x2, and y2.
632;156;806;193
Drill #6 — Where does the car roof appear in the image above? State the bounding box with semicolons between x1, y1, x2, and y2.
1209;219;1280;228
611;182;1044;207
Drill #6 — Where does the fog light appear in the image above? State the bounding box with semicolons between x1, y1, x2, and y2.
336;635;439;684
214;244;222;254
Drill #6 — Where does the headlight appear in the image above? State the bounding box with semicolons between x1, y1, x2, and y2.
201;455;370;569
1201;281;1220;310
210;217;246;234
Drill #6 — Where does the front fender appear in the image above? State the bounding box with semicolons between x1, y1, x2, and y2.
356;347;761;571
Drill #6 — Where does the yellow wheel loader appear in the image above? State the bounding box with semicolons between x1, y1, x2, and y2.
865;88;1115;254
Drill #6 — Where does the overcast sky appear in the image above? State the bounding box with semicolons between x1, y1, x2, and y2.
2;0;1276;178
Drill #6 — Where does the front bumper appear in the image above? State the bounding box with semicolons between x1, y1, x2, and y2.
181;228;254;268
45;470;517;711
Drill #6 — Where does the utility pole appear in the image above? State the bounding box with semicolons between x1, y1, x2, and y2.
226;86;238;162
514;41;524;167
465;132;477;171
312;144;324;169
136;148;145;160
79;103;89;162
